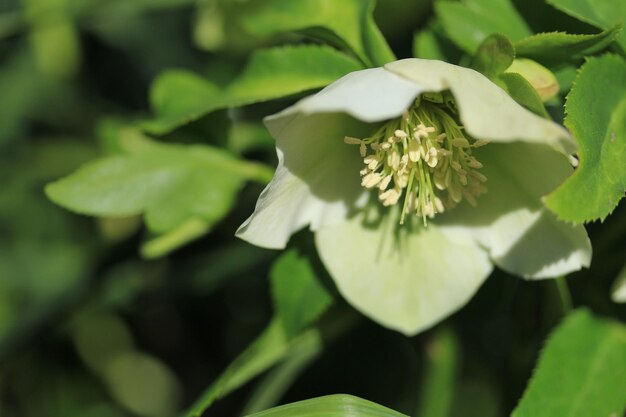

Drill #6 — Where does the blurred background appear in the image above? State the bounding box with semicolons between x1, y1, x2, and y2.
0;0;624;416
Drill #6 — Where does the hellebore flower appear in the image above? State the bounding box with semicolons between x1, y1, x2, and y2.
236;59;591;335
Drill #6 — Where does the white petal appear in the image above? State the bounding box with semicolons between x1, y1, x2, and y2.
611;265;626;303
438;143;591;278
315;209;493;335
237;112;369;249
492;209;591;279
272;67;426;123
236;148;365;249
385;59;576;154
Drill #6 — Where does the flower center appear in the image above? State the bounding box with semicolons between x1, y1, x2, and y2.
344;92;488;225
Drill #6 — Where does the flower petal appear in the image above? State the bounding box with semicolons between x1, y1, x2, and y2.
315;209;493;335
272;67;426;123
438;142;591;278
492;209;591;279
385;59;575;154
237;112;369;249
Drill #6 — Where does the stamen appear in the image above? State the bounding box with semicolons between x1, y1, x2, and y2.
344;94;488;224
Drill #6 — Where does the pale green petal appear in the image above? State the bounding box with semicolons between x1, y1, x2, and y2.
236;154;326;249
611;265;626;303
315;209;493;335
385;59;575;154
438;143;591;278
273;67;426;123
493;210;591;279
238;113;369;249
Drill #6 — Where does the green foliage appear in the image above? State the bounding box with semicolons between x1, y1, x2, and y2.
546;0;626;51
511;309;626;417
515;26;622;65
142;45;364;135
270;250;333;339
24;0;81;80
0;139;97;351
185;252;337;416
416;328;459;417
471;34;515;81
500;72;550;118
434;0;531;54
545;55;626;222
45;129;273;257
4;1;626;416
238;0;395;66
413;21;462;62
185;319;323;417
193;0;394;66
469;34;549;117
243;395;409;417
0;47;52;148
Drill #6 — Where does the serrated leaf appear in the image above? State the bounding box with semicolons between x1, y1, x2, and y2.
270;250;333;339
546;0;626;51
515;26;622;65
185;319;323;417
435;0;532;54
239;0;395;66
511;309;626;417
141;45;363;135
243;395;409;417
45;130;273;256
545;55;626;222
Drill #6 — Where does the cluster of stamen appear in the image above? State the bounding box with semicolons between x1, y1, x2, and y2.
344;93;488;225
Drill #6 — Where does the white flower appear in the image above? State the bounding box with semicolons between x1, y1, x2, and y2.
236;58;591;335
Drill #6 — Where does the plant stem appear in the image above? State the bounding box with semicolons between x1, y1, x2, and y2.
555;276;573;314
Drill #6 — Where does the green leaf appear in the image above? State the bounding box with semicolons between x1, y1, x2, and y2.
185;319;323;417
24;0;81;80
243;395;409;417
141;45;364;135
499;72;550;118
545;55;626;222
413;21;462;62
240;339;321;415
413;28;445;60
471;34;515;81
546;0;626;51
361;0;397;66
468;36;550;117
147;69;221;129
511;309;626;417
0;47;50;148
45;130;273;256
515;26;622;65
505;59;560;102
239;0;395;66
225;45;363;101
270;250;333;339
435;0;532;54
